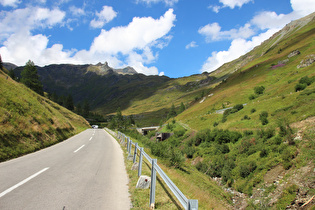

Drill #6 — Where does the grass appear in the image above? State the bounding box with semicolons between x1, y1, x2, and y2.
111;129;232;209
0;69;89;161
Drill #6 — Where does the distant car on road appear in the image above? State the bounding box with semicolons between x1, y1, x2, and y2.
92;125;98;129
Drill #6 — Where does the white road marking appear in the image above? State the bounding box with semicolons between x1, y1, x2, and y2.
74;145;85;153
89;137;93;141
0;167;49;198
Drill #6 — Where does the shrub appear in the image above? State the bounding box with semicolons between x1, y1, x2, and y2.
259;111;268;119
233;104;244;111
174;127;186;137
276;185;298;209
239;164;251;178
243;115;250;120
260;148;268;157
251;108;256;113
299;76;313;86
196;161;208;173
221;144;230;154
169;148;185;168
244;130;254;136
254;86;265;95
249;94;257;100
184;146;195;159
295;83;307;92
213;121;219;127
259;111;269;125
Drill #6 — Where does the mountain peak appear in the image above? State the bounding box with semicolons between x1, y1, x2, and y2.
88;62;137;75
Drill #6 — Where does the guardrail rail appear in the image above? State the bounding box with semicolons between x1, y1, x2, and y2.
116;131;198;210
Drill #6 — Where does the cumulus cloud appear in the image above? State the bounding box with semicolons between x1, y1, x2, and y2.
69;6;85;17
219;0;253;9
0;8;175;75
201;0;315;73
90;6;117;28
185;41;198;49
136;0;178;6
198;22;255;42
201;29;279;73
291;0;315;16
0;0;21;7
209;0;253;13
90;9;175;54
0;7;65;41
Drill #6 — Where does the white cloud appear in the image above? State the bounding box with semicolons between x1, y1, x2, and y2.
209;0;253;13
90;9;175;54
0;0;21;7
201;29;278;73
136;0;178;6
0;7;65;41
251;11;297;30
291;0;315;16
90;6;117;28
185;41;198;49
0;8;175;76
208;5;221;13
198;22;255;42
219;0;253;9
200;0;315;73
69;6;85;17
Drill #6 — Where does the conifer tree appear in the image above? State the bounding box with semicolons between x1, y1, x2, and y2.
0;55;3;71
21;60;44;95
179;102;186;113
65;94;74;111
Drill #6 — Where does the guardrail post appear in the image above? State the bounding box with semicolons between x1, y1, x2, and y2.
138;147;143;177
188;200;198;210
149;159;157;208
133;143;138;163
127;137;130;150
128;139;132;155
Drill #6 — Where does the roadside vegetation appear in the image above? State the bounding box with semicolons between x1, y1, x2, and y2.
110;16;315;209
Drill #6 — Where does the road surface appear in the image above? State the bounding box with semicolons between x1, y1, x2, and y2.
0;129;131;210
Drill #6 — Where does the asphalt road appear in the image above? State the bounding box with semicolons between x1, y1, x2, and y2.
0;129;131;210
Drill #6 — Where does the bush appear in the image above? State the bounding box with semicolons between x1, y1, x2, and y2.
239;161;257;178
260;148;268;157
243;115;250;120
194;129;210;146
251;108;256;113
244;130;254;136
169;148;185;168
174;128;186;137
295;83;307;92
221;144;230;154
259;111;269;125
254;86;265;95
249;94;257;100
233;104;244;111
299;76;313;86
213;121;219;127
184;145;195;158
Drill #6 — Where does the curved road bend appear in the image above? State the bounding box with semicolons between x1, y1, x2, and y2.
0;129;131;210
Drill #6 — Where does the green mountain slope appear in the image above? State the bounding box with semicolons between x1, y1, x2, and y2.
122;12;315;128
0;69;89;161
121;13;315;209
12;63;172;117
176;12;315;131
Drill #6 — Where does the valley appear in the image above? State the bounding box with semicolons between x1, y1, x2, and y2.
1;11;314;209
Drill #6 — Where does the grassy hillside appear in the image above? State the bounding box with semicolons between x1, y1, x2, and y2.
176;13;315;131
0;69;89;161
117;13;315;209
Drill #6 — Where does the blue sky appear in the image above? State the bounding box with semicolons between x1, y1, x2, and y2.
0;0;314;78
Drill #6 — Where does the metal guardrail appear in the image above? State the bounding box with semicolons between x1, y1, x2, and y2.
116;131;198;210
